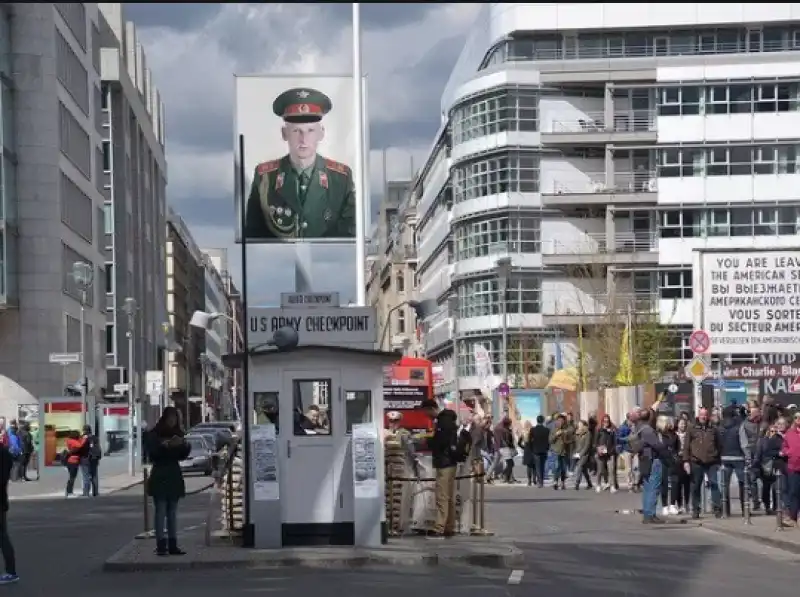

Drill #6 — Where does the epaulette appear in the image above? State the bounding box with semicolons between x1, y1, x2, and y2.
256;160;280;175
325;158;350;175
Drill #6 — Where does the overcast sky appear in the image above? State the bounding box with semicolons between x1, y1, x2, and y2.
126;3;479;305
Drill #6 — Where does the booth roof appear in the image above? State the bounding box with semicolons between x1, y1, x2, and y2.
222;345;400;368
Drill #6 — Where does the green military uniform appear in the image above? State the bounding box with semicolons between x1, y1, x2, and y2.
243;87;356;241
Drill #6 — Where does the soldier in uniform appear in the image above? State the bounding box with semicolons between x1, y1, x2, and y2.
243;87;356;241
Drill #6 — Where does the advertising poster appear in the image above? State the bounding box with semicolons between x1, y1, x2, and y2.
512;390;544;425
351;423;379;499
42;401;84;467
383;357;433;434
251;424;279;501
235;74;356;244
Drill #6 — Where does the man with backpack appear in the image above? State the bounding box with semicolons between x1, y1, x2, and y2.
84;425;102;497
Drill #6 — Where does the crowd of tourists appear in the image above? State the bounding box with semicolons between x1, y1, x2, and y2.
502;395;800;525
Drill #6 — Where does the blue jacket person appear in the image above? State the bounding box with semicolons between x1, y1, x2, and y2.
244;87;355;240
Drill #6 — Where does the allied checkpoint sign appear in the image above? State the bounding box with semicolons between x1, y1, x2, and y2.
248;306;377;350
697;249;800;354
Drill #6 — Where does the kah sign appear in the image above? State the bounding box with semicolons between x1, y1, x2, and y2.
699;249;800;354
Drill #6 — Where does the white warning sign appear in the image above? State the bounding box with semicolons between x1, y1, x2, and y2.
699;250;800;354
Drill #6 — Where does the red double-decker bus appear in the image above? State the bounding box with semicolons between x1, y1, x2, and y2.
382;356;434;434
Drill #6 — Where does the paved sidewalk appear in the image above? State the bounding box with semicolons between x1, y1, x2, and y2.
698;512;800;553
9;454;145;500
104;528;522;572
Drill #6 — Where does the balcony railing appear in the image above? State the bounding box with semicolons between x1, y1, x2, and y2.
544;232;657;255
549;292;659;317
400;244;417;260
547;110;656;134
544;171;658;195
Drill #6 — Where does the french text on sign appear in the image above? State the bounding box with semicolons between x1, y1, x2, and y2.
699;249;800;354
689;329;710;354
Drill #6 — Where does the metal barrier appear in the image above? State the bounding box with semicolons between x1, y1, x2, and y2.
386;467;490;537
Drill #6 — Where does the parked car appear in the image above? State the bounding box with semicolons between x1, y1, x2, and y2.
191;421;237;433
188;424;235;451
180;435;216;476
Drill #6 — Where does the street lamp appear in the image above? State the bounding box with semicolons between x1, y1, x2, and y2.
71;261;94;425
378;299;438;350
199;352;211;422
191;310;244;421
161;321;182;413
121;297;139;476
447;294;460;413
495;257;512;392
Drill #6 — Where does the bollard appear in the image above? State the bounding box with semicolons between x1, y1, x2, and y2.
471;462;480;532
388;475;396;536
775;469;785;532
142;468;150;535
742;464;752;525
719;466;729;518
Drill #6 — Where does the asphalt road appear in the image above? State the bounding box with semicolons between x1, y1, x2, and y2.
7;477;800;596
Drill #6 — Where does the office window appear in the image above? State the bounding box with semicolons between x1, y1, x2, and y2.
397;311;406;334
59;102;91;176
65;314;81;353
457;276;541;318
660;270;693;299
451;88;539;143
105;323;114;354
658;143;800;178
396;271;405;293
55;31;89;115
102;141;111;171
453;152;539;202
104;263;113;293
60;172;93;242
55;4;87;50
90;23;100;74
103;204;113;234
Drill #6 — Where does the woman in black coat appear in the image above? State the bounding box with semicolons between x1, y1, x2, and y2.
145;407;191;556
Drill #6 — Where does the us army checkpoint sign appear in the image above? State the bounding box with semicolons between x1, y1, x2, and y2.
248;306;376;349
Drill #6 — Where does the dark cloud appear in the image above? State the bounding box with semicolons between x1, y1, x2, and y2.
327;4;442;30
124;3;223;31
169;195;234;228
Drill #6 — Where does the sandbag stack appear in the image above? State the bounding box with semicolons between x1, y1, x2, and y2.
220;451;244;532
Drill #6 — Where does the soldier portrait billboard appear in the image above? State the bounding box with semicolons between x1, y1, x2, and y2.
234;74;356;243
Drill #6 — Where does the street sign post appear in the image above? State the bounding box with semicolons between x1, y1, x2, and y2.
685;355;711;383
689;330;711;354
49;352;81;365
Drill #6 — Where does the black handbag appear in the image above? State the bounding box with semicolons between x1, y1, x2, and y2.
761;460;775;478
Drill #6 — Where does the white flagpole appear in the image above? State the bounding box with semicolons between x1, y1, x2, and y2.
352;2;366;306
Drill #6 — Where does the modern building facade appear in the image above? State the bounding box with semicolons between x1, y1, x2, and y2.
365;180;424;355
409;4;800;395
166;208;205;418
200;249;228;418
97;4;167;398
0;4;165;403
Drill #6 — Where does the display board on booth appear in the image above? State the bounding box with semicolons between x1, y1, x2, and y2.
698;249;800;354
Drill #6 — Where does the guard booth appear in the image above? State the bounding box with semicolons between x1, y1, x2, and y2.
248;345;397;548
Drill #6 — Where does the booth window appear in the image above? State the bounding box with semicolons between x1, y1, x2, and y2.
345;391;372;434
254;392;280;434
293;379;332;436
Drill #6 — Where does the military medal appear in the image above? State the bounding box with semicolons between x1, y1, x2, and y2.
323;208;332;222
276;172;285;190
319;172;328;189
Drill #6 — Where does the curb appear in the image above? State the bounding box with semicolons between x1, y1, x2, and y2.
102;544;523;572
698;522;800;554
107;479;144;495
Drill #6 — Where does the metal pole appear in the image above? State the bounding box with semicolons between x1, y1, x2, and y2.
239;133;254;547
127;321;135;477
162;346;169;413
352;1;366;306
79;292;88;426
453;320;460;413
201;364;207;423
501;286;508;385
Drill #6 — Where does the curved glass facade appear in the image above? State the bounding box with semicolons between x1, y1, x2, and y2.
456;335;543;378
452;151;539;202
454;215;540;260
456;276;541;318
451;88;538;144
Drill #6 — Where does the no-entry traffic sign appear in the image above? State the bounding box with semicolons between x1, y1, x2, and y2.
689;329;711;354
